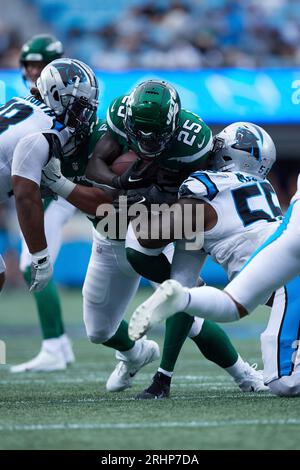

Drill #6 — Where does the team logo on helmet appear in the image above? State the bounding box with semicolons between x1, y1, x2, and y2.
55;61;87;87
232;126;261;161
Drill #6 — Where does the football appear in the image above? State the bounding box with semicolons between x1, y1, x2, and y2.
110;151;138;176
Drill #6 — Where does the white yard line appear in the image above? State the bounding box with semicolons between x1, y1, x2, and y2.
0;374;233;385
0;419;299;432
0;393;273;407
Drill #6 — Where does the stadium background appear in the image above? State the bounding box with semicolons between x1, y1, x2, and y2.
1;0;300;451
1;0;300;287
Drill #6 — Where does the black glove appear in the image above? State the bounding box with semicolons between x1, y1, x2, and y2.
111;158;158;190
114;185;178;211
156;167;188;191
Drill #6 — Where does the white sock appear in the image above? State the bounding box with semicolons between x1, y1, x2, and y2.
59;334;71;347
42;338;62;354
225;355;247;380
158;367;173;378
188;317;204;338
186;286;240;322
121;338;143;361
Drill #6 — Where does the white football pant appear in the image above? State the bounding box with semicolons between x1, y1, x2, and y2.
225;196;300;396
83;228;203;343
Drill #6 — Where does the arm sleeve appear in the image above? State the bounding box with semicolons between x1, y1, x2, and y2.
11;133;50;186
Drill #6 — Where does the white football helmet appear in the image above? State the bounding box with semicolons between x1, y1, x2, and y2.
211;122;276;179
36;58;99;132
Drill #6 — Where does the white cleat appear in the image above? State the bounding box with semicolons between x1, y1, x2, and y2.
106;338;160;392
129;279;189;341
235;363;269;392
10;348;67;373
60;334;75;365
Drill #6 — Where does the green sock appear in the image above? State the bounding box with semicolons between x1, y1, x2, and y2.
126;248;171;283
191;319;238;368
126;247;240;373
23;267;64;339
160;312;194;371
126;247;194;371
103;320;135;351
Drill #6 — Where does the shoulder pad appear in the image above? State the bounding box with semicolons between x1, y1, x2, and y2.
106;95;129;139
179;171;219;201
42;132;64;161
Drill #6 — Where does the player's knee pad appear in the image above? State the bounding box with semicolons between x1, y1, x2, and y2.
85;321;116;345
87;331;113;345
268;373;300;397
83;297;118;344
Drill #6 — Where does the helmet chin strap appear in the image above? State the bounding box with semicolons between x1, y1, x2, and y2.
137;142;163;158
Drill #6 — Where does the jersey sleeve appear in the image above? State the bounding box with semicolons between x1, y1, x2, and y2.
177;124;212;170
178;171;219;201
11;132;50;185
87;118;108;156
105;95;128;144
164;111;213;171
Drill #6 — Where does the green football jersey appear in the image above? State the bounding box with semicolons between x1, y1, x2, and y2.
60;118;107;184
106;94;212;174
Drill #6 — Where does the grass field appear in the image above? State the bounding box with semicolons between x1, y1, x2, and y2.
1;287;300;450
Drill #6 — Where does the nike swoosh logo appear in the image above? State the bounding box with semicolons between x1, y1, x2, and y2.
137;197;146;203
129;372;137;377
128;176;143;182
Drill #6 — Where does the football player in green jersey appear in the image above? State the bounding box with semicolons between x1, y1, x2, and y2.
52;79;262;394
86;79;212;194
103;80;265;397
20;34;64;89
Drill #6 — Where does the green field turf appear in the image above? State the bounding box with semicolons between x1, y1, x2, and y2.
1;287;300;450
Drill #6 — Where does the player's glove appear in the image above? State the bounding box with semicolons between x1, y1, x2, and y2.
39;183;58;200
29;248;53;293
114;185;178;211
111;159;157;190
41;157;76;199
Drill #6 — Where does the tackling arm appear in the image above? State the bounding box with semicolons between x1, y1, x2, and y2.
11;133;55;292
85;131;122;186
41;155;118;215
11;133;51;254
12;176;47;254
66;185;117;215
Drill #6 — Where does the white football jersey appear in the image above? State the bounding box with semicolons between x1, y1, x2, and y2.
179;170;283;279
0;96;57;202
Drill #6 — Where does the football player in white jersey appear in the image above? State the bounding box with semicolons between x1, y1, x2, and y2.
0;58;101;297
129;178;300;396
10;34;79;373
128;122;287;396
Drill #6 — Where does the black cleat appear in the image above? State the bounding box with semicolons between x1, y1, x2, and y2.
135;372;171;399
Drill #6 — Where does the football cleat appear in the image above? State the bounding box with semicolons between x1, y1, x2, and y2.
106;338;160;392
10;347;66;373
235;363;269;392
129;279;189;340
135;372;171;400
